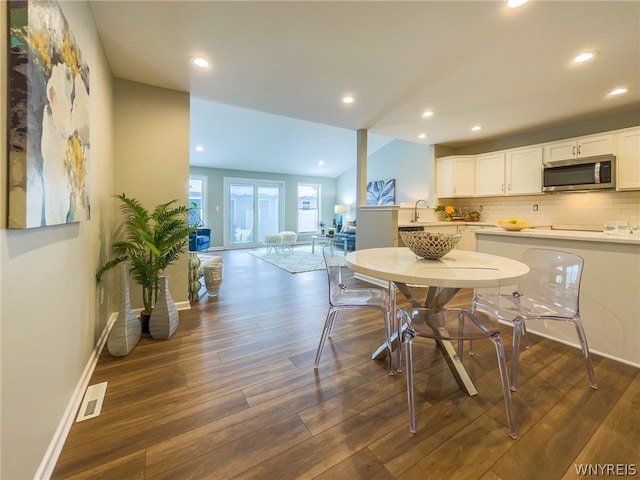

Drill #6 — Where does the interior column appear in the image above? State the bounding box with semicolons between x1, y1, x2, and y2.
356;129;368;207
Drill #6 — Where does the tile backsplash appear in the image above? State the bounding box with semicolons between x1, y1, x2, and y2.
451;191;639;231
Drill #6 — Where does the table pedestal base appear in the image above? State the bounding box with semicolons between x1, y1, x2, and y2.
371;327;477;396
373;282;478;397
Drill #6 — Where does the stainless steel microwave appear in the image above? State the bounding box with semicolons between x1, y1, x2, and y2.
543;155;616;192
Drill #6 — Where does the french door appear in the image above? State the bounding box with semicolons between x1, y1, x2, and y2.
224;178;284;249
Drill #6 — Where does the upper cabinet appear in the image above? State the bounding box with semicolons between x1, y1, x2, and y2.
506;146;544;195
476;152;505;196
436;155;475;198
436;127;638;199
616;127;640;190
543;133;614;162
476;147;543;197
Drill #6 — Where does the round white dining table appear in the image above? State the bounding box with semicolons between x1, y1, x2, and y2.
345;247;529;290
345;247;529;396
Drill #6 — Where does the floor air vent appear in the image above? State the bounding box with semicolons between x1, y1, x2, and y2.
76;381;108;422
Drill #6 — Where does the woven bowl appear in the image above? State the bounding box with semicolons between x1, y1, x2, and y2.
400;231;462;259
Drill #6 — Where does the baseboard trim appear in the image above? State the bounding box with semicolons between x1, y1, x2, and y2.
175;301;191;311
34;312;117;480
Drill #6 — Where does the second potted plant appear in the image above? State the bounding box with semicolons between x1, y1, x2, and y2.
96;193;193;337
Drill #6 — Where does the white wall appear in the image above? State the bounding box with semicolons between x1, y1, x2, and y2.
0;2;115;478
112;79;191;308
336;139;435;217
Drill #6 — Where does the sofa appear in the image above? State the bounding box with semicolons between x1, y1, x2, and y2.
189;228;211;252
335;225;356;252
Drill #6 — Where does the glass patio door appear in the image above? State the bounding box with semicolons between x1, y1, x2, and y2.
224;178;283;248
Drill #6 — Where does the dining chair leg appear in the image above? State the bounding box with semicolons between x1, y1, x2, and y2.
510;318;524;391
404;329;417;434
574;320;598;390
314;309;338;368
521;323;530;349
390;283;402;374
490;331;517;440
457;312;465;361
328;309;339;337
384;311;395;375
394;310;403;374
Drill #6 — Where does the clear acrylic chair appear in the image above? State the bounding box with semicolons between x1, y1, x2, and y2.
314;245;395;375
398;269;517;439
471;248;597;392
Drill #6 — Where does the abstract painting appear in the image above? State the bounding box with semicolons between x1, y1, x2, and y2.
366;179;395;205
8;0;90;228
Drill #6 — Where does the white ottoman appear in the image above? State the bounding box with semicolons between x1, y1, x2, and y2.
264;234;283;254
279;231;297;251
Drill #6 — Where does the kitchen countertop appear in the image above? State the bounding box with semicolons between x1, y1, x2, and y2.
398;221;496;228
475;227;640;245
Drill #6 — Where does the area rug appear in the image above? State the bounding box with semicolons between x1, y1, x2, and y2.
247;245;329;273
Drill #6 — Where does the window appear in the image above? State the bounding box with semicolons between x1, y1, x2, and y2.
298;183;320;233
189;175;207;225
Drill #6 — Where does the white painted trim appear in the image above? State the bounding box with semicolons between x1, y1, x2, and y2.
34;312;117;480
175;301;191;311
358;205;400;212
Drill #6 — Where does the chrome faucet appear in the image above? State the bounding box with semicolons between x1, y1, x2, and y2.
412;199;429;222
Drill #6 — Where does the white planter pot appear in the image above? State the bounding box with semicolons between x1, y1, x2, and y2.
107;263;141;356
149;276;179;339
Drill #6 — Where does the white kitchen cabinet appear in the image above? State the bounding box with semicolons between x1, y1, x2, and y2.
506;146;543;194
476;152;505;196
436;156;475;198
616;127;640;190
456;224;485;251
543;133;614;162
476;147;542;197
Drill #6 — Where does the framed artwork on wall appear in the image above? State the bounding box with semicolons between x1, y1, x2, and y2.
7;0;91;228
366;179;395;205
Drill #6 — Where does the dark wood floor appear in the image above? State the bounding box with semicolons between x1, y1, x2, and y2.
53;248;639;480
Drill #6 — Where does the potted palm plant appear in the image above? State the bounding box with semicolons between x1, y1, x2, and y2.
96;193;193;334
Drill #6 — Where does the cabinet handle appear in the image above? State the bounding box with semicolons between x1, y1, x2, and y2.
578;144;581;155
501;184;504;192
508;183;512;191
572;145;576;156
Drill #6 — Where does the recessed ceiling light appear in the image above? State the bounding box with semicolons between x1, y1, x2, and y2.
609;87;628;96
574;52;595;63
471;125;482;131
422;110;434;118
342;96;355;104
191;56;210;68
318;160;325;166
507;0;528;8
195;145;204;152
418;134;427;139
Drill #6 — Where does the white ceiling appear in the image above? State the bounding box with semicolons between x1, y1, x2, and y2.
89;1;640;178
